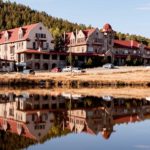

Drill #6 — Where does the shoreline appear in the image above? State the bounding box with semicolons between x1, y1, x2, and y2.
0;67;150;88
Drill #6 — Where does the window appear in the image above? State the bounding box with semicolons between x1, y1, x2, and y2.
60;55;66;60
82;47;84;52
10;47;15;55
26;54;32;60
46;43;49;49
34;54;40;59
33;42;36;49
35;33;46;38
43;54;50;59
52;54;57;60
21;54;24;61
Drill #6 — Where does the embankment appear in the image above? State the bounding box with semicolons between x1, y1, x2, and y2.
0;67;150;88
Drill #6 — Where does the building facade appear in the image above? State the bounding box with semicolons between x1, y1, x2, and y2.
1;22;150;70
0;22;66;70
65;23;150;66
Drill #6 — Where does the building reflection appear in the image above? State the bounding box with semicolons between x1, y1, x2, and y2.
0;91;150;149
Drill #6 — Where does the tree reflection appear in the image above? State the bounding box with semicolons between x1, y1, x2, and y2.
0;92;149;149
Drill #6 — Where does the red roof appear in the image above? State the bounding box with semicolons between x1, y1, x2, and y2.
114;115;140;124
0;117;36;140
145;46;150;51
103;23;112;32
17;49;67;55
82;29;96;37
65;28;95;42
66;32;72;39
0;23;38;44
114;40;141;49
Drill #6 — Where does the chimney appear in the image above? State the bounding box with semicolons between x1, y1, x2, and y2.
76;29;78;43
131;40;134;48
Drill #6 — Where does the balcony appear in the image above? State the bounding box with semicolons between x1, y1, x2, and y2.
93;39;103;45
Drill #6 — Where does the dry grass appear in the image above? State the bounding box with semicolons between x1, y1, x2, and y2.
0;87;150;99
0;67;150;86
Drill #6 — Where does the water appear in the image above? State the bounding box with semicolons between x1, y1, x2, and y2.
0;89;150;150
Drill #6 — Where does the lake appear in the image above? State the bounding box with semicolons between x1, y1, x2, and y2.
0;88;150;150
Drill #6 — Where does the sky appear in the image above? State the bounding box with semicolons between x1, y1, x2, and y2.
6;0;150;38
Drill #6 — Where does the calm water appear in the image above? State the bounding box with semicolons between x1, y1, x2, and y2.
0;90;150;150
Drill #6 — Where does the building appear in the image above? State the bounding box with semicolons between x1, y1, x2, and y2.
111;40;143;65
0;59;15;71
1;22;150;69
65;24;115;67
65;23;150;66
0;22;66;70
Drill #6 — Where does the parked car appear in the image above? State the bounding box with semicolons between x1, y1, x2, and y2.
23;69;35;75
72;67;86;73
102;63;114;69
62;66;72;72
51;67;62;72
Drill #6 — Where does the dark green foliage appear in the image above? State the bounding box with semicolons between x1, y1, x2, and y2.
0;130;36;150
86;58;93;67
66;53;75;66
54;35;65;51
115;32;150;46
0;0;86;34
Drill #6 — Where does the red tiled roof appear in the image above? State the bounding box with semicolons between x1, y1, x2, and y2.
0;117;36;140
66;32;72;39
82;29;96;37
114;115;140;124
145;46;150;51
17;49;67;55
66;29;95;40
71;52;104;57
17;50;104;57
114;40;141;49
0;23;38;44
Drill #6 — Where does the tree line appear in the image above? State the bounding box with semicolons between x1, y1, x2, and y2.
0;0;150;47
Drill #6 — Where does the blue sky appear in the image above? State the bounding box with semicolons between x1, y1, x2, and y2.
7;0;150;38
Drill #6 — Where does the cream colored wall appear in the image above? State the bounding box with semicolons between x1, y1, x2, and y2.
77;30;85;39
69;45;87;53
28;23;54;51
0;23;54;63
26;112;55;140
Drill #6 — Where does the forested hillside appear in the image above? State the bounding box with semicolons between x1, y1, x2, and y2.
0;0;150;46
0;0;87;37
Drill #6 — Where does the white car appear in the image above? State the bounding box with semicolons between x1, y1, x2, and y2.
62;66;72;72
102;63;114;69
72;67;86;73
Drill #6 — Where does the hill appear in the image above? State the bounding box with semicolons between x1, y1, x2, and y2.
0;0;150;46
0;0;87;37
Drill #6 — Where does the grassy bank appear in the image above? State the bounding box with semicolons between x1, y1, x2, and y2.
0;67;150;88
0;87;150;99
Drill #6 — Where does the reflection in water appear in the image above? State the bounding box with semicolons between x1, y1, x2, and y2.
0;91;150;149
